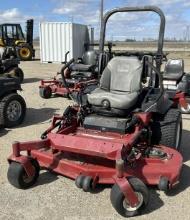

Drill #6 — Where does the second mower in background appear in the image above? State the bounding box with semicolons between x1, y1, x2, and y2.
39;50;99;99
163;59;190;113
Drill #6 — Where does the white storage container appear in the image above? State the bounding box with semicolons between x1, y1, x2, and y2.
39;22;90;63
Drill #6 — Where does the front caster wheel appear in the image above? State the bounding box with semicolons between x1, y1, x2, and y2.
39;87;52;99
110;177;149;217
7;160;40;189
75;175;85;188
80;176;93;192
158;177;169;192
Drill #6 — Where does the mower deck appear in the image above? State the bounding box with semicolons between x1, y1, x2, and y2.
31;145;182;187
8;127;183;188
40;79;68;96
39;78;97;98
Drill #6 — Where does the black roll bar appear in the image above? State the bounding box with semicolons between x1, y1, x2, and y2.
99;6;166;71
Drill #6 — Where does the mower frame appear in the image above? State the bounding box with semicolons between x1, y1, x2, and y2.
8;6;183;217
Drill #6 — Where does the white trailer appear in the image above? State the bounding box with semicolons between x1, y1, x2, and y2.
39;22;90;63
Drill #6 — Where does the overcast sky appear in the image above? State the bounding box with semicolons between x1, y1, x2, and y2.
0;0;190;40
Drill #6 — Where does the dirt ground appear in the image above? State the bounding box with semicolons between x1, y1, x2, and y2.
0;48;190;220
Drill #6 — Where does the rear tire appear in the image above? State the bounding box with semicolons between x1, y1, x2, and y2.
7;160;40;189
151;108;182;151
0;93;26;127
39;87;52;99
110;177;149;217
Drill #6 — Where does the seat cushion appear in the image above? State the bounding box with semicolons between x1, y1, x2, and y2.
87;56;143;112
163;72;184;81
70;71;93;79
88;88;138;110
70;63;94;72
65;78;78;85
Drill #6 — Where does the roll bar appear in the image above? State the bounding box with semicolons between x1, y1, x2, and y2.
99;6;166;70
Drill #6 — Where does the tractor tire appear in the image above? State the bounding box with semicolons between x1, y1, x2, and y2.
110;177;149;217
9;67;24;83
7;160;40;189
0;93;26;128
151;108;182;151
39;87;52;99
18;44;33;61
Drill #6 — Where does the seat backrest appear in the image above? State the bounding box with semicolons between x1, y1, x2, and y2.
100;56;143;93
164;59;184;75
82;51;97;66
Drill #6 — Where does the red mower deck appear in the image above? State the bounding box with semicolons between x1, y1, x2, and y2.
7;114;183;216
39;78;98;98
8;135;183;188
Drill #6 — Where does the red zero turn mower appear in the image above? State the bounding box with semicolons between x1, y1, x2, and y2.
162;59;190;114
8;6;183;218
39;51;98;99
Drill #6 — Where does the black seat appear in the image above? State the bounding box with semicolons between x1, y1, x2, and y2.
70;64;93;72
70;71;93;79
163;59;184;81
87;56;143;115
70;51;98;72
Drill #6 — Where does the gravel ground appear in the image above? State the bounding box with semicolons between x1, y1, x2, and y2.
0;49;190;220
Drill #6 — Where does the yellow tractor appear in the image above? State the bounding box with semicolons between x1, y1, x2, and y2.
0;19;35;61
